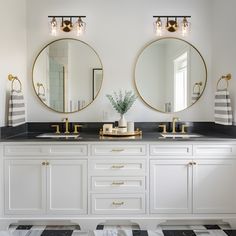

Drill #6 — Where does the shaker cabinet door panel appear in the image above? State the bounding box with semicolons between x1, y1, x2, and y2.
46;160;87;215
150;160;192;214
5;160;46;215
193;159;236;213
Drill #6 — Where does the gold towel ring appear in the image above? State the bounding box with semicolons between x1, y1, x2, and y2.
193;82;202;93
8;74;22;91
216;73;232;90
37;83;46;96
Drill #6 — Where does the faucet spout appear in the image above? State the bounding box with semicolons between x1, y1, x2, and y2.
62;117;70;134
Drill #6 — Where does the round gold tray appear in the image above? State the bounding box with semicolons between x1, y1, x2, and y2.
99;129;142;137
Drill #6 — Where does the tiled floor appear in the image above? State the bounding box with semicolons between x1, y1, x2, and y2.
0;225;234;236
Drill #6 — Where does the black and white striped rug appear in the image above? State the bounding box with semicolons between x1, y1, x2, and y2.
2;224;235;236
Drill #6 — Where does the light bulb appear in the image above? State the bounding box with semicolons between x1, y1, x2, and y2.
75;17;86;36
181;17;190;36
50;17;58;36
154;17;163;36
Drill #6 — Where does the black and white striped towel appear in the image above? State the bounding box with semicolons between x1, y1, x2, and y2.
192;92;200;104
8;90;26;127
214;89;233;125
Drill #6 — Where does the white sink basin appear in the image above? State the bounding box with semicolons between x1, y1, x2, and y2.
161;133;202;138
37;133;80;138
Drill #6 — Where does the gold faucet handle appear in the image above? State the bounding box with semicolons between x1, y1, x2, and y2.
159;124;167;134
74;124;83;134
51;125;60;134
181;124;188;134
62;117;68;122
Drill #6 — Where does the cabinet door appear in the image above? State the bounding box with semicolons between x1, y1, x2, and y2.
150;160;192;214
193;159;236;213
47;160;87;215
5;160;46;215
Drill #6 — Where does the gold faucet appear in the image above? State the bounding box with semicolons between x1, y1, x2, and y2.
62;117;70;134
172;117;179;133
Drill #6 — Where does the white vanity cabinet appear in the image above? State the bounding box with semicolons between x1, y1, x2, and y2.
5;159;46;215
1;141;236;230
3;144;88;216
193;145;236;214
150;143;236;215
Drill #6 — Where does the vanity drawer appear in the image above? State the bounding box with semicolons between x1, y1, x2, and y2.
4;144;88;157
91;176;145;193
91;144;146;156
150;144;192;156
193;145;236;156
89;159;146;176
91;194;145;215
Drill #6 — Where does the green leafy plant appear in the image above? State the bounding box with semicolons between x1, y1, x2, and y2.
106;90;137;115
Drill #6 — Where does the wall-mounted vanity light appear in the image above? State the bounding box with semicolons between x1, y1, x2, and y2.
48;16;86;36
153;16;191;37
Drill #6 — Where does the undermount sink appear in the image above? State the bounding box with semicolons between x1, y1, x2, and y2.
36;133;80;138
161;133;202;138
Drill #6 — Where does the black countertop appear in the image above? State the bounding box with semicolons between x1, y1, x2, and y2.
1;131;236;142
1;122;236;142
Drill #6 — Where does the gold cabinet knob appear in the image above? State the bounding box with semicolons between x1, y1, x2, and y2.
46;161;50;166
42;162;46;166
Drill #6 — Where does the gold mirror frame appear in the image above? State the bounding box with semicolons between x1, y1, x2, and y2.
134;37;207;113
32;38;103;114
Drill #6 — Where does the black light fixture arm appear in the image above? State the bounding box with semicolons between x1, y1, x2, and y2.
153;16;191;18
48;16;86;18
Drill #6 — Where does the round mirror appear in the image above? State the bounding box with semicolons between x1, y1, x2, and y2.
32;38;103;113
135;38;207;113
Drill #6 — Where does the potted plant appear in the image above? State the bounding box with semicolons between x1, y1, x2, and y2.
106;90;137;127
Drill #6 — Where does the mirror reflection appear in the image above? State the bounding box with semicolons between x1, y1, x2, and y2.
135;38;207;113
33;39;103;113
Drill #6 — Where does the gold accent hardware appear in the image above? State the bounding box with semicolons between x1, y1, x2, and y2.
216;73;232;90
111;181;125;186
111;165;125;169
62;117;70;134
46;162;50;166
73;124;83;134
172;117;179;133
188;162;193;166
181;124;188;134
159;124;167;134
42;162;46;166
112;201;124;206
111;149;124;152
8;74;22;92
192;161;197;165
51;125;60;134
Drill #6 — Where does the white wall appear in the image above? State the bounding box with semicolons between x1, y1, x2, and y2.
0;0;27;126
212;0;236;123
25;0;214;122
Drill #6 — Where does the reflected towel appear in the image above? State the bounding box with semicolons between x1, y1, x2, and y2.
214;89;233;125
8;90;26;127
38;93;46;103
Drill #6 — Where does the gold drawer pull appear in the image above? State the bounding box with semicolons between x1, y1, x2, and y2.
111;149;125;152
111;165;125;169
112;201;124;206
111;181;125;186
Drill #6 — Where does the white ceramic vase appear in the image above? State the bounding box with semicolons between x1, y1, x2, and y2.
118;114;127;127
